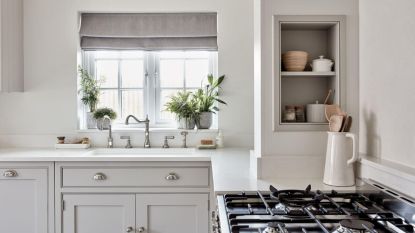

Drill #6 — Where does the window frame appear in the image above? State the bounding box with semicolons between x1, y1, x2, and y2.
80;50;218;129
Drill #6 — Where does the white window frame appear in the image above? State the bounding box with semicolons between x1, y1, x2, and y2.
80;50;218;129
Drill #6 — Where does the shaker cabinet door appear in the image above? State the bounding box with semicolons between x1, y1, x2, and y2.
62;194;135;233
136;194;209;233
0;168;49;233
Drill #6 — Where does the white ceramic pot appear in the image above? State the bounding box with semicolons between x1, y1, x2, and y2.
86;112;97;129
306;103;326;123
177;118;195;130
311;56;334;72
323;132;358;186
96;118;111;130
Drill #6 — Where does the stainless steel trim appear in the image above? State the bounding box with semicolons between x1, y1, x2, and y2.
217;195;229;233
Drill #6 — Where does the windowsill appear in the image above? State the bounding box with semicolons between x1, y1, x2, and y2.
77;128;219;133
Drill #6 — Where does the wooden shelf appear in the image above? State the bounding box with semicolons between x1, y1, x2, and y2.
281;71;336;77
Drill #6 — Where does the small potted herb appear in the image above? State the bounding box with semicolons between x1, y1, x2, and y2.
93;107;117;130
165;91;198;129
194;74;227;129
78;66;101;129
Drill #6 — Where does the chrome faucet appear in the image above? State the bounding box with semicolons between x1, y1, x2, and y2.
125;115;151;148
100;115;113;148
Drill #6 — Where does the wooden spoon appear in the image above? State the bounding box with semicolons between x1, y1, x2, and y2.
329;115;344;132
341;116;352;132
323;89;333;105
325;105;341;121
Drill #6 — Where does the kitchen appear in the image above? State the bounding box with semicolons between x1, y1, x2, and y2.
0;0;414;233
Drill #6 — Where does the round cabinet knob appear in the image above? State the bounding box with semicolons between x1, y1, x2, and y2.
93;173;106;181
3;170;18;177
165;172;179;181
138;226;145;232
126;226;134;232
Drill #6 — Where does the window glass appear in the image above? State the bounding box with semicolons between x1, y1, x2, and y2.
159;59;184;88
185;59;209;88
96;60;118;88
121;60;144;88
122;90;144;119
98;89;119;111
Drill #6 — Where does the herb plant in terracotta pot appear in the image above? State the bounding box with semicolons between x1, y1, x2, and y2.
194;74;227;129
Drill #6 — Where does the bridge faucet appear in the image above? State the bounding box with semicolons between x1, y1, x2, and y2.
125;115;151;148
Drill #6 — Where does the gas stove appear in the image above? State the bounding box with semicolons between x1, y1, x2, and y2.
215;180;415;233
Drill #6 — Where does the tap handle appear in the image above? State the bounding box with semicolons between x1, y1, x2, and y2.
162;136;175;148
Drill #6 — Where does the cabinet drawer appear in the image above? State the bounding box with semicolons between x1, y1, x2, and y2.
61;167;209;187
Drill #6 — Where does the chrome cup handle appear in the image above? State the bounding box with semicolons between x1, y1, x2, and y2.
3;170;18;177
138;226;145;232
93;173;106;181
165;172;179;181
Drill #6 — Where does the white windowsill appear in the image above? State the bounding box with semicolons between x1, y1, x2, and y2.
77;128;219;133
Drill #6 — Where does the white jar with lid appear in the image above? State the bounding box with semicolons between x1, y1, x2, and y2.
311;56;334;72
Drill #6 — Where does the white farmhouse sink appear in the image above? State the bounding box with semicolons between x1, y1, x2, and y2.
85;148;196;157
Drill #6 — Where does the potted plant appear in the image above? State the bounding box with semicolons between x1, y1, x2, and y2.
165;91;198;129
93;107;117;130
78;66;101;129
194;74;227;129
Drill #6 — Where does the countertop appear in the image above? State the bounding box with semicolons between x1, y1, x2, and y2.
0;147;358;193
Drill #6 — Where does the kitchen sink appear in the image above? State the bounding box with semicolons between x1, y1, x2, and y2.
84;148;196;156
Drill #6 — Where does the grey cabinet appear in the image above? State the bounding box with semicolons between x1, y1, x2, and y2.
136;194;209;233
62;194;136;233
56;161;212;233
62;193;209;233
0;164;52;233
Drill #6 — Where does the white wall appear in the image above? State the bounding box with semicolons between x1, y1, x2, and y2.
359;0;415;168
0;0;254;148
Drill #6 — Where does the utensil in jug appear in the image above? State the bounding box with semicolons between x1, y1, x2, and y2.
329;115;344;132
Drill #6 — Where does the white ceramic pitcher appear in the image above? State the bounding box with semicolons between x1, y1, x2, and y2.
323;132;358;186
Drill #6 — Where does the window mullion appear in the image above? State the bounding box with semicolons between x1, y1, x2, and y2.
118;58;123;120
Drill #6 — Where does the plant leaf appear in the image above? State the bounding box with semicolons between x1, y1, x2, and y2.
215;98;227;105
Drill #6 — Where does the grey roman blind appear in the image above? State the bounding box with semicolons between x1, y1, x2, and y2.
79;13;218;50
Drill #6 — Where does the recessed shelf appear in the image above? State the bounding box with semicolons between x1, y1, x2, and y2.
281;71;336;77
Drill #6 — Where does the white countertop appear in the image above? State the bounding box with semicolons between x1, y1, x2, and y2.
0;147;359;193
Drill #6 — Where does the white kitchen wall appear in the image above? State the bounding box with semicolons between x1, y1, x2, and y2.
359;0;415;168
0;0;254;148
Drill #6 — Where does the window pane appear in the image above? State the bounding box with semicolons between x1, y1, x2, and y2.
122;90;144;120
185;59;209;88
121;60;144;88
98;89;119;113
160;59;184;88
159;89;181;120
96;60;118;88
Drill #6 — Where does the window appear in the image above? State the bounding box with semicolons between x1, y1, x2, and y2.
81;50;217;128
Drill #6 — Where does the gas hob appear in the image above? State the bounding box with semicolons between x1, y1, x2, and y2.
215;181;415;233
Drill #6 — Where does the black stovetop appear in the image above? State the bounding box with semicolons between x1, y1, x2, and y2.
217;183;415;233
